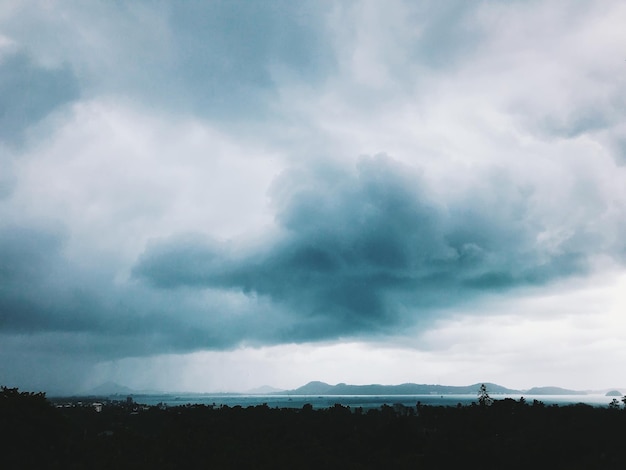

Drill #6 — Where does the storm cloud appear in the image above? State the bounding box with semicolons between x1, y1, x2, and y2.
2;0;626;394
134;155;620;339
0;221;276;355
5;152;619;364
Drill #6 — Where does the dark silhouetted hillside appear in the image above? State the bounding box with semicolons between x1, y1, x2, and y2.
4;385;626;469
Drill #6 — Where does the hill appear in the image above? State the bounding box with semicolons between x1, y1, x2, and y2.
285;381;521;395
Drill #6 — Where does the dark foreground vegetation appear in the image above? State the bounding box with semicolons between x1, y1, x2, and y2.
2;386;626;469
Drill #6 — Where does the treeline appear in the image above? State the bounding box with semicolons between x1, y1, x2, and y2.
2;386;626;469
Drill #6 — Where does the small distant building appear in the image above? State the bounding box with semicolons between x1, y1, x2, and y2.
92;402;103;412
126;395;134;405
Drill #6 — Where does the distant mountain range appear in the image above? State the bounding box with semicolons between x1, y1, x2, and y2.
280;381;590;396
78;380;606;397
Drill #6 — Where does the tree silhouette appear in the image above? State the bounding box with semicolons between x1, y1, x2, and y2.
477;383;493;407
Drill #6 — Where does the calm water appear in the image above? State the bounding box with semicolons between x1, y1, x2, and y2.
128;393;617;409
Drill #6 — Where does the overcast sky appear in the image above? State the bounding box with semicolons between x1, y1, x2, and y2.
2;0;626;395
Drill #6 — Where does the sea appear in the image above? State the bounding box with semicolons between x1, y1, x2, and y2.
126;393;617;409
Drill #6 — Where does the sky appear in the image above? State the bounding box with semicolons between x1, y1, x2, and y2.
1;0;626;395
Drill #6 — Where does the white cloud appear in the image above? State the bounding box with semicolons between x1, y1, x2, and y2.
6;99;280;271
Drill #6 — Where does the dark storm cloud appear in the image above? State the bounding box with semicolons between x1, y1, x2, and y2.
0;226;58;281
1;156;615;358
0;224;104;334
0;52;80;145
0;224;281;357
0;225;72;333
133;155;599;339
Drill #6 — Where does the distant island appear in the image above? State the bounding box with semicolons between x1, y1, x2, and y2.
279;381;588;396
75;380;597;398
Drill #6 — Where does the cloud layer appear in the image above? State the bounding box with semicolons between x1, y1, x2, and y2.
134;154;625;340
0;51;79;144
2;0;626;393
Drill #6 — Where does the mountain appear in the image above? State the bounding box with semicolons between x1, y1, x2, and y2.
285;381;521;396
82;381;136;396
290;381;336;395
246;385;285;394
524;386;587;395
